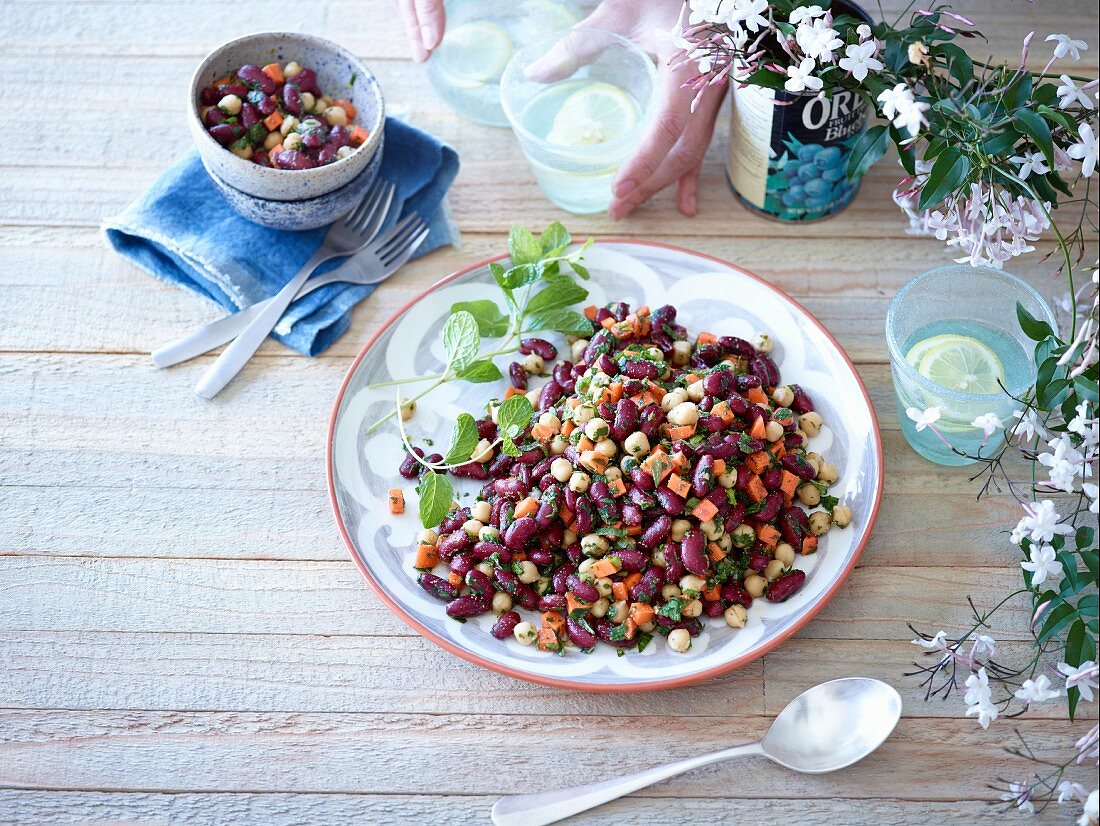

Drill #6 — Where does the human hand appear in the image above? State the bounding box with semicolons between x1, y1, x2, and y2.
396;0;446;62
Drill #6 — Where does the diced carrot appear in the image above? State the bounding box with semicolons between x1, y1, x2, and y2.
711;401;734;424
537;627;560;651
629;603;655;625
504;386;524;399
579;450;610;473
745;451;771;474
268;144;284;163
608;382;624;403
666;424;697;441
349;125;369;145
802;535;819;555
514;497;539;519
625;524;642;536
512;551;526;562
566;398;581;409
746;386;769;406
697;332;717;345
566;593;592;614
684;374;701;385
667;473;692;498
448;571;463;588
779;470;800;501
773;410;794;427
769;442;787;461
708;542;727;561
749;417;767;440
559;506;574;527
590;558;620;578
261;63;285;83
757;524;781;548
691;498;719;521
611;581;629;601
578;436;595;452
561;419;576;437
623;572;643;591
671;451;690;473
646;383;666;401
388;489;405;514
530;423;554;442
583;305;598;320
745;474;767;503
334;98;357;119
542;612;566;635
641;449;673;484
600;316;616;329
263;110;283;131
414;543;440;568
623;618;638;639
713;459;726;476
636;305;650;317
702;583;721;601
607;477;627;498
213;75;232;87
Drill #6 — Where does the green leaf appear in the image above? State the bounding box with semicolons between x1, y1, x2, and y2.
846;124;890;179
417;471;454;529
1014;109;1055;164
1038;600;1077;644
570;261;590;280
500;263;542;290
442;311;481;373
524;308;594;337
443;413;479;464
508;225;542;266
524;277;588;317
1038;378;1070;409
455;359;503;383
918;148;971;210
889;124;917;175
539;222;571;254
1075;377;1100;404
1076;525;1096;550
450;300;510;338
1063;619;1095;720
497;394;534;448
934;42;973;87
1016;301;1054;342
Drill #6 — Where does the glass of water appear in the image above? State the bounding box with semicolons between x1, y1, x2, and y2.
885;264;1057;466
500;28;656;214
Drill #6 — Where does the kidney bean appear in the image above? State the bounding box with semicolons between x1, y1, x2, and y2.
491;611;521;639
638;404;663;439
718;335;755;357
567;575;600;603
273;149;316;169
200;86;220;105
437;507;467;534
514;448;541;467
539;593;566;611
538;380;563;411
566;617;598;649
247;89;277;116
767;569;806;602
493;478;528;500
236;64;275;93
748;551;770;572
282;82;303;115
790;384;815;413
750;354;780;387
702;440;737;460
779;509;806;546
465;569;494;597
528;548;554;566
596;353;618;376
425;453;444;466
700;414;726;433
537;474;555;493
761;467;784;490
552;361;575;392
565;542;584;565
721;581;753;607
590;479;611;505
597;401;615;421
694;344;723;367
493;567;519;595
735;373;761;391
631;567;663;603
449;552;475;576
784;433;805;451
595;618;636;648
520;338;557;359
515;584;539;610
504;516;538;549
552;565;574;594
724;503;747;533
663;542;686;582
626;488;655;514
328;124;351;148
582;329;614;364
487;454;514;479
437;531;470;561
629;466;655;491
573;496;594;533
692;455;716;498
655;487;684;515
563;486;578;512
532;458;552;479
203;105;227;127
398;447;425;479
615;549;647;572
699;395;715;413
621;359;659;380
621;502;642;526
217;81;248;97
781;453;816;481
726;393;750;416
651;332;674;359
651;304;676;326
702;370;731;396
539;522;563;550
705;599;726;618
757;491;784;523
507;361;527;390
640;515;672;548
680;530;710;575
417;572;459;602
317;145;338;165
610;398;639;441
291;67;320;94
451;461;489;480
446;594;489;618
535;499;557;528
734;465;752;491
208;122;243;145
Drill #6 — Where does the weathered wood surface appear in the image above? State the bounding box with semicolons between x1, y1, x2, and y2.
1;0;1096;823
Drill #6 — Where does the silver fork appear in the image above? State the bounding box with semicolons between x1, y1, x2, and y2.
193;180;395;399
152;213;428;369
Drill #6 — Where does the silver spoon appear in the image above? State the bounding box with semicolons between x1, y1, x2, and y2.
490;677;902;826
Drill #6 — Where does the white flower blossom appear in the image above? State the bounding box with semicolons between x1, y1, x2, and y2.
1001;781;1036;815
1057;75;1096;110
856;23;872;41
1013;407;1049;444
878;82;929;135
1058;660;1099;702
971;633;997;659
913;630;948;649
789;4;826;25
838;40;884;81
906;405;944;432
795;19;844;62
1059;780;1088;804
1046;34;1088;62
1067;122;1099;177
964;667;998;728
1080;789;1099;826
1039;435;1087;492
1021;543;1061;586
1084;482;1099;514
1076;724;1099;764
784;57;823;93
1015;499;1076;544
1067;401;1099;450
1014;675;1062;705
971;412;1004;437
1011;150;1051;179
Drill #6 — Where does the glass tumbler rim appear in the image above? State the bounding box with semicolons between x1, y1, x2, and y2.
884;262;1058;403
499;26;658;155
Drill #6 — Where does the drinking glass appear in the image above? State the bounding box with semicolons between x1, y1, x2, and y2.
886;264;1057;466
500;28;656;214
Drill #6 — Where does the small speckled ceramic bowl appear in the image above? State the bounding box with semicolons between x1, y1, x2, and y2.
207;130;385;231
190;31;384;203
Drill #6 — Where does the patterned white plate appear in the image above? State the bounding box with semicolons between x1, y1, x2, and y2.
327;240;883;691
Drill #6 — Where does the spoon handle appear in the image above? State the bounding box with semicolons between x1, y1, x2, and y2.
490;741;764;826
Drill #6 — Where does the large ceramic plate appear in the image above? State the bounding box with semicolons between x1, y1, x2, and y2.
328;240;883;691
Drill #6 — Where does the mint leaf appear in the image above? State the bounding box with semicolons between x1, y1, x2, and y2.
417;471;453;529
442;311;480;373
540;222;571;256
444;413;479;465
524;277;588;317
497;394;534;435
451;300;509;337
524;308;593;337
509;225;542;266
500;263;542;289
455;359;503;383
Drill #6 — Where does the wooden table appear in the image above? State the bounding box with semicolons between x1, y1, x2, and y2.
2;1;1096;822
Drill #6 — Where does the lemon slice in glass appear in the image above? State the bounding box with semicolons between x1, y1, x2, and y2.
434;21;513;87
546;82;637;147
909;334;1005;394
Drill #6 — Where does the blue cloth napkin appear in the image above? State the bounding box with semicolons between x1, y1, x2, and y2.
104;117;460;356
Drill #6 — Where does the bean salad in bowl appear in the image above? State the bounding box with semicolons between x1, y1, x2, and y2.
399;301;851;657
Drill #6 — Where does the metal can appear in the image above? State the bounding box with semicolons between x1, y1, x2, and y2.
726;3;871;221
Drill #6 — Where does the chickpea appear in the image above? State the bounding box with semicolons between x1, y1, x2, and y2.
230;142;253;159
399;397;416;421
772;385;795;407
605;467;623;482
549;434;568;455
536;575;552;596
523;353;545;374
297;90;316;112
724;604;748;629
681;599;703;618
718;471;735;489
590;597;610;619
660;387;688;412
679;574;706;594
581;533;609;556
669;518;692;542
661;584;683;601
336;145;355;160
470;501;491;523
666;401;701;427
491;591;513;614
744;573;767;598
764;420;785;442
638;620;656;633
774;542;797;566
417;529;439;546
283;131;305;151
808;510;832;536
478;525;500;543
671;340;692;366
568;471;590;493
755;332;774;353
516;560;540;584
462;519;483;537
651;548;668;567
764;559;785;582
731;524;756;548
595;438;618;458
832;504;853;528
573;403;596;426
817;462;839;485
562;528;578;547
279;115;299;136
797;483;821;507
700;519;723;542
476;562;494;577
550;457;573;482
805;452;824;474
609;600;629;624
577;558;597;575
524;388;540;407
799;411;824;438
284;61;303;77
471;438;493;463
686;381;706;402
218;93;242;115
595;578;615;598
623;431;650;457
667;628;692;653
513;621;538;645
263;130;282;150
571;339;589;362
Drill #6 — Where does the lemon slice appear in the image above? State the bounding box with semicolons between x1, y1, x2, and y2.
434;21;513;86
909;334;1005;394
521;0;581;35
546;82;637;147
